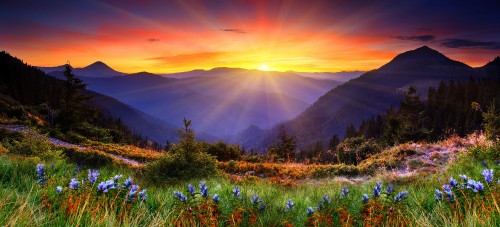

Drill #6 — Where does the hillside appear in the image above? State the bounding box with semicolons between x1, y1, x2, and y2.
272;46;495;148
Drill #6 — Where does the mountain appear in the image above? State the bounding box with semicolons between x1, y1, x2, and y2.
0;51;180;144
49;67;345;138
292;71;364;82
272;46;478;147
477;56;500;78
39;61;125;78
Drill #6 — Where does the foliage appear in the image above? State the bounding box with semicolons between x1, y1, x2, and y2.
269;125;297;163
201;141;242;161
473;101;500;140
144;119;216;182
336;137;380;165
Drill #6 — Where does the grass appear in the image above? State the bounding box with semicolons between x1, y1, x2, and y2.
1;133;500;226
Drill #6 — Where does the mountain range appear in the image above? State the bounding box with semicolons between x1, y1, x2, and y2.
43;66;357;138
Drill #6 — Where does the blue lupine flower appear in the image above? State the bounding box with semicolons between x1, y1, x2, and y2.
74;164;82;176
285;199;294;211
173;191;188;202
87;169;99;184
481;161;489;168
251;195;260;204
449;177;458;188
69;178;80;190
322;195;331;203
123;177;133;188
394;191;408;202
232;187;241;198
212;194;220;203
258;203;266;211
113;175;123;181
199;181;209;197
362;194;370;203
459;174;469;182
341;187;349;198
51;164;55;170
126;185;140;202
386;184;395;194
187;184;195;196
36;164;47;186
442;184;454;201
306;207;315;216
56;186;63;193
434;189;443;200
482;169;494;184
97;179;116;193
466;179;484;192
373;181;382;197
139;189;147;201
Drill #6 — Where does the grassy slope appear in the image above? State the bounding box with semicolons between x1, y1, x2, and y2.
1;128;500;226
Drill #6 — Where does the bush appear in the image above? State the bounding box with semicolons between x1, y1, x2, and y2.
143;119;217;183
202;141;242;161
336;137;380;165
61;147;113;168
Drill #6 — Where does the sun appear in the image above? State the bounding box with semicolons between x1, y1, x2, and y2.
258;65;270;71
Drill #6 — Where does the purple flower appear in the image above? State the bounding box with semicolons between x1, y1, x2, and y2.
212;194;220;203
123;177;133;188
340;187;349;198
449;177;458;188
139;189;147;201
187;184;195;196
322;195;331;203
51;164;55;170
394;191;408;202
306;207;315;216
199;181;209;197
113;175;123;181
386;184;395;194
482;169;494;184
434;189;443;200
232;187;241;198
56;186;63;193
36;164;47;186
69;178;80;190
362;194;370;203
87;169;99;184
173;191;188;202
373;181;382;197
127;185;140;202
466;180;484;192
251;195;260;204
285;199;294;211
97;179;116;193
442;184;454;201
258;203;266;211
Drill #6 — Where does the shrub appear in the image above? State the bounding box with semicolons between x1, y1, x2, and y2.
61;147;113;168
336;137;380;165
202;141;242;161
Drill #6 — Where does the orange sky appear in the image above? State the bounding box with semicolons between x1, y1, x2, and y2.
1;0;499;73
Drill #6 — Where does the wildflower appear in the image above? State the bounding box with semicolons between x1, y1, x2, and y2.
173;191;188;202
482;169;494;184
199;181;209;197
459;174;469;182
87;169;99;184
123;177;133;188
51;164;55;170
306;207;315;216
285;199;294;211
386;184;395;194
340;187;349;198
69;178;80;190
97;179;116;193
113;174;123;181
74;164;82;176
362;194;370;203
322;195;331;203
466;179;484;192
317;195;330;211
373;181;382;197
481;161;489;168
449;177;458;188
139;189;147;201
36;164;47;186
232;187;241;198
251;195;260;204
434;189;443;200
187;184;195;196
212;194;220;203
258;203;266;211
127;185;140;202
442;184;454;201
394;191;408;202
56;186;63;193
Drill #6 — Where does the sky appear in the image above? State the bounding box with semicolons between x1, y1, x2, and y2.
1;0;499;73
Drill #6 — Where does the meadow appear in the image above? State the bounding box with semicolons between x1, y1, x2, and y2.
1;127;500;226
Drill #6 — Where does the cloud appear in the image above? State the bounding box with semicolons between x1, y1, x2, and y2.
220;28;249;34
441;39;500;50
148;38;160;42
392;35;435;41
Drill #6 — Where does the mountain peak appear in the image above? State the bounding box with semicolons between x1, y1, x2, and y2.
84;61;112;69
379;46;456;72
